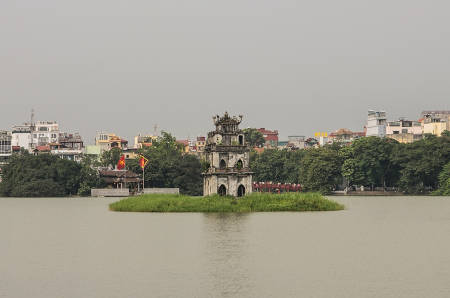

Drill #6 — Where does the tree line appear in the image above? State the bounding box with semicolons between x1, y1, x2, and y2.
251;133;450;194
1;131;449;197
0;132;203;197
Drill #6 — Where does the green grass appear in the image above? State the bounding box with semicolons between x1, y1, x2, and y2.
109;192;345;212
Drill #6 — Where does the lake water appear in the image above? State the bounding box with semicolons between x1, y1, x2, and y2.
1;196;450;298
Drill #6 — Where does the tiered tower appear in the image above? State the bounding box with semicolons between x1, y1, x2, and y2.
203;112;253;197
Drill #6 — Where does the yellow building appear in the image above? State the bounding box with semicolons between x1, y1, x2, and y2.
387;133;423;143
423;116;449;136
95;132;128;152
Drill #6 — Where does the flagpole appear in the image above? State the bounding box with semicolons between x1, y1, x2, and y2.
142;166;145;193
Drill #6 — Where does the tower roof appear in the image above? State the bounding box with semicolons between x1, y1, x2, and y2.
213;112;243;126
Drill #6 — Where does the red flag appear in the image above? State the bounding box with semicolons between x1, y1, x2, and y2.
139;156;148;169
117;155;125;170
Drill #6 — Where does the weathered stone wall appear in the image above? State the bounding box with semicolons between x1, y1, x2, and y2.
203;175;253;196
91;188;130;197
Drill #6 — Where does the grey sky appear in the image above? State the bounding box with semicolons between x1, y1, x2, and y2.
1;0;449;144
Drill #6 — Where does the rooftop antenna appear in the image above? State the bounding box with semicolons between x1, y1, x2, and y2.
153;124;159;136
30;108;35;125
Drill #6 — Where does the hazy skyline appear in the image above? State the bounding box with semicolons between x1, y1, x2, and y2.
1;0;449;144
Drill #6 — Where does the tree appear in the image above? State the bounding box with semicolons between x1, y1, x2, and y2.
250;149;305;183
78;155;105;196
434;162;450;195
442;130;450;137
298;146;343;194
100;147;122;168
392;134;450;193
339;137;399;189
0;152;82;197
243;128;265;148
128;132;203;195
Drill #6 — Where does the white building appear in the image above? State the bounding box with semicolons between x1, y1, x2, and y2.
32;121;59;147
366;110;387;137
288;136;305;149
11;125;32;151
0;131;12;168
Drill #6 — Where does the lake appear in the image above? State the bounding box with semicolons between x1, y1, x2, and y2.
1;196;450;298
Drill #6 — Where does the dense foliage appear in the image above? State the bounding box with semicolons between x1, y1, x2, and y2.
0;153;103;197
127;132;203;196
434;162;450;195
109;193;344;212
243;128;265;148
251;134;450;194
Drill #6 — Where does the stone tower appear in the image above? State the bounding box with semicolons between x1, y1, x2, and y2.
203;112;253;197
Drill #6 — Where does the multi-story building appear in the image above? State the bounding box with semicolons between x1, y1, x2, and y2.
0;131;12;165
287;136;305;149
11;125;32;151
134;134;157;149
32;121;59;147
257;128;279;148
329;128;365;144
49;133;84;162
420;110;450;120
95;132;128;152
196;136;206;153
386;119;423;143
420;111;450;137
366;110;387;137
422;115;449;137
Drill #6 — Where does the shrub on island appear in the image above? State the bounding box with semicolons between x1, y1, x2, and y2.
109;192;344;212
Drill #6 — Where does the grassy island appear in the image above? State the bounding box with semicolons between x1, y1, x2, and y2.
109;192;344;212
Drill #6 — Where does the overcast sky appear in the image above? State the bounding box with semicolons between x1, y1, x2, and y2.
1;0;449;144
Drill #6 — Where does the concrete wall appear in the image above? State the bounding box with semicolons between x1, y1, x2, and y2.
91;188;130;197
143;188;180;194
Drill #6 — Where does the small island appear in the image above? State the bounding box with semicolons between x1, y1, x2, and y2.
109;193;344;212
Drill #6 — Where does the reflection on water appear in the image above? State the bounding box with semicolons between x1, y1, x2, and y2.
202;213;251;298
1;196;450;298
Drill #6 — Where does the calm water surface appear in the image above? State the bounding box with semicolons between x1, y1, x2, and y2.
1;196;450;298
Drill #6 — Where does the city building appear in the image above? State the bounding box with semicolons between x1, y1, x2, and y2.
134;134;157;149
305;137;319;148
366;110;387;137
196;136;206;153
277;141;289;150
0;131;12;167
257;128;279;148
423;115;449;137
95;132;128;152
32;121;60;147
11;125;32;151
84;145;102;159
203;112;253;197
420;110;450;120
123;148;139;160
287;136;305;149
386;119;423;143
48;133;84;162
329;128;365;144
421;111;450;137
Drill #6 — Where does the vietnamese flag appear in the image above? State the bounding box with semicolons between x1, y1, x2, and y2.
117;155;125;170
139;155;149;169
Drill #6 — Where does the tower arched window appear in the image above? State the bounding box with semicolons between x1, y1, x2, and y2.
219;159;226;169
236;159;243;170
